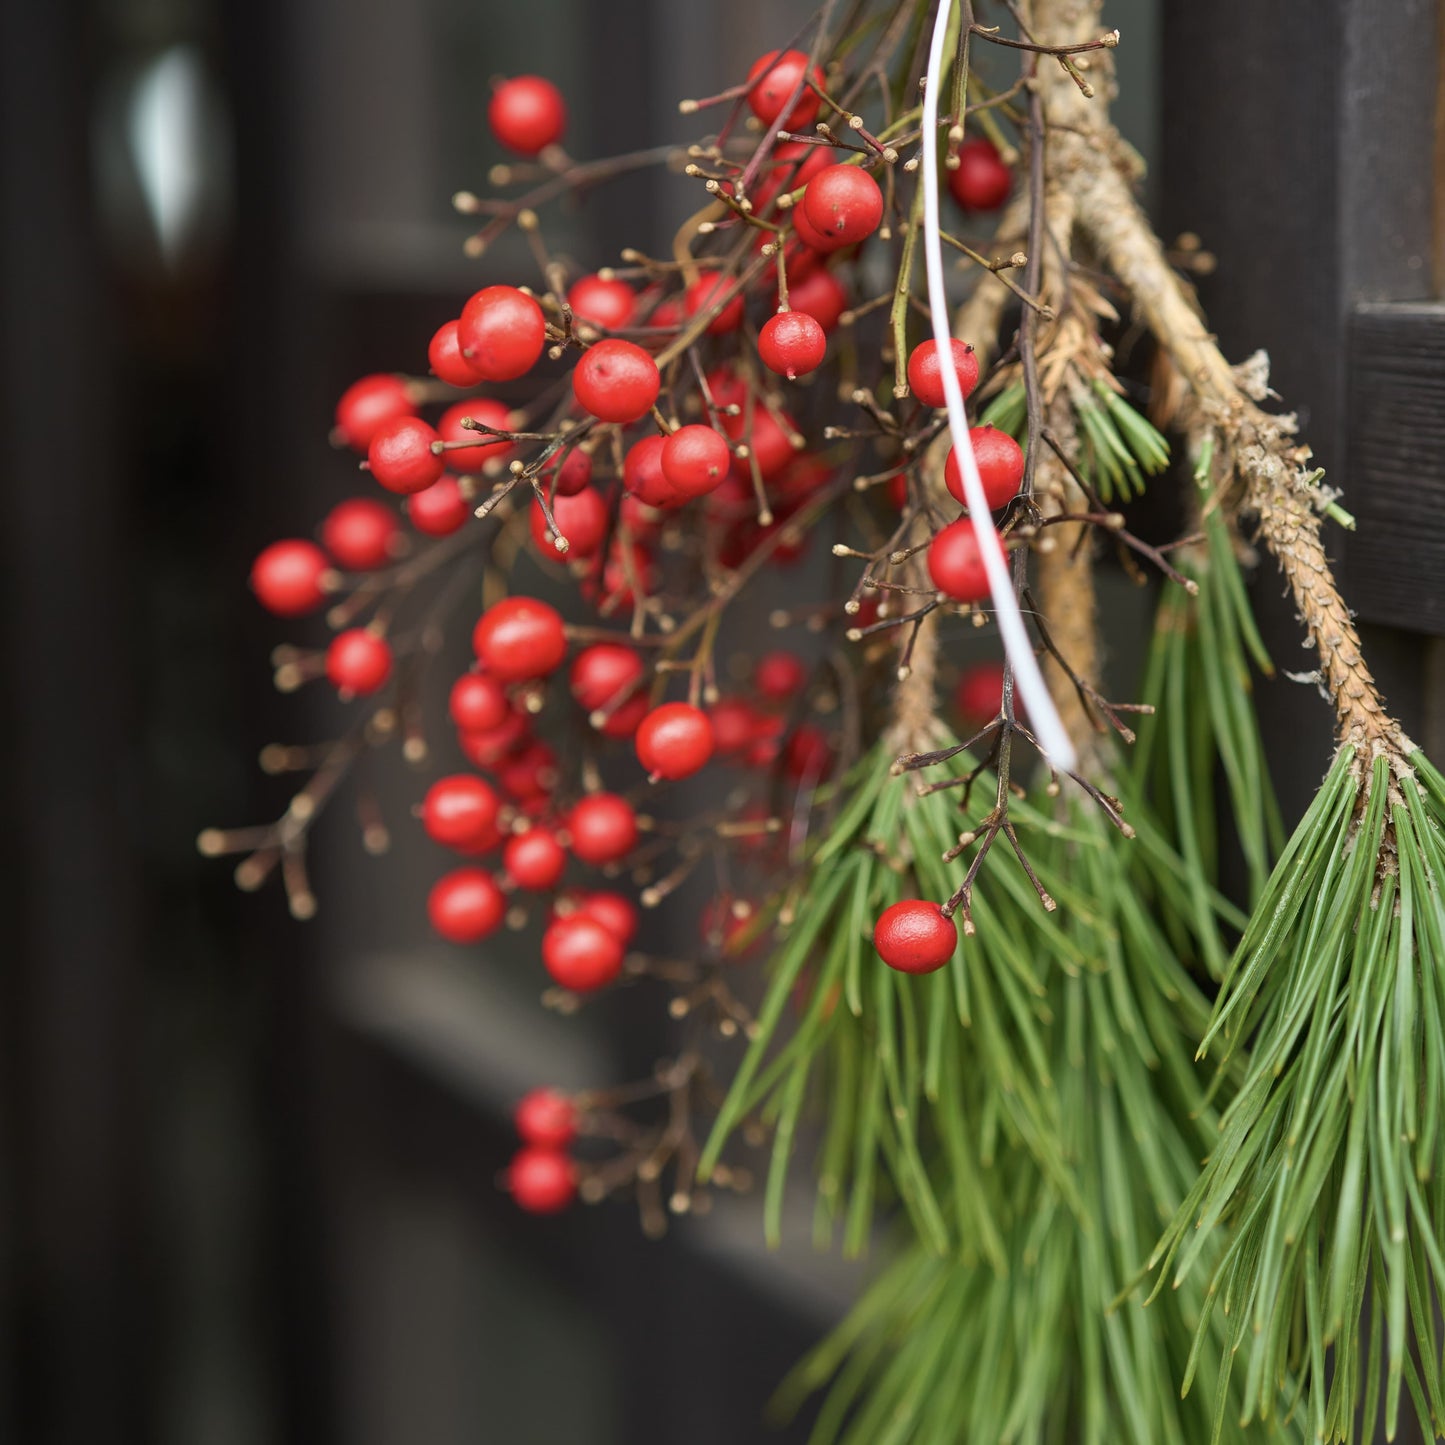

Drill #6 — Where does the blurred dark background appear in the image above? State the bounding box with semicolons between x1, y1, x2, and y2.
1;1;1439;1442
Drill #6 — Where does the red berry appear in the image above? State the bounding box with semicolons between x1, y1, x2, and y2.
684;273;745;335
497;741;557;803
514;1088;577;1149
450;672;508;734
457;709;529;770
427;319;485;387
945;426;1025;510
428;867;506;942
367;416;445;495
636;703;714;781
472;597;567;682
488;76;567;156
250;539;330;616
567;274;635;331
408;475;470;536
755;650;806;701
422;775;501;851
661;425;732;500
906;339;980;409
438;397;514;475
325;629;392;696
709;698;759;757
740;408;798;479
790;198;835;253
956;661;1010;729
572;339;660;424
335;374;414;452
458;285;545;382
787;268;849;333
542;913;624;992
622;434;681;508
873;899;958;974
801;164;883;249
508;1146;576;1213
758;310;827;380
783;723;833;781
745;49;824;129
927;518;1005;603
574;891;638;946
504;827;567;891
948;137;1012;212
548;448;593;497
749;142;835;212
322;497;400;571
566;793;638;865
570;643;645;714
530;486;609;559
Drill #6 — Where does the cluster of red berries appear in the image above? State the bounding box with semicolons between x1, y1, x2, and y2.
506;1087;580;1214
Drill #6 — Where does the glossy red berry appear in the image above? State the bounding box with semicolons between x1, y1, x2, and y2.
566;793;638;865
570;643;645;715
504;827;567;891
449;672;508;734
335;374;414;452
322;497;399;571
661;425;732;500
790;199;835;253
548;448;593;497
948;137;1012;212
428;867;506;943
906;339;980;409
572;339;661;424
250;539;330;616
514;1088;578;1149
927;518;1005;603
472;597;567;682
745;49;824;129
507;1146;576;1213
367;416;445;495
873;899;958;974
326;629;392;695
684;273;745;335
945;426;1025;510
788;268;848;333
427;319;485;387
458;285;546;382
567;274;635;331
956;660;1009;728
758;310;827;380
574;891;638;946
438;397;514;475
755;650;807;701
542;913;624;992
530;486;609;560
488;76;567;156
422;775;501;851
408;475;470;536
802;164;884;249
636;703;714;781
622;434;681;508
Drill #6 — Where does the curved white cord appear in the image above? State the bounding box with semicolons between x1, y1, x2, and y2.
919;2;1076;771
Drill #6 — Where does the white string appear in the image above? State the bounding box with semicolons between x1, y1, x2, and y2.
918;1;1076;771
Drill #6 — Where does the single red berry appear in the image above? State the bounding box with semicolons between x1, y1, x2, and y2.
802;164;884;249
422;775;501;851
873;899;958;974
457;709;530;770
574;891;638;946
542;913;624;992
472;597;567;682
428;868;505;942
636;703;715;781
322;497;400;571
507;1146;576;1213
927;518;1005;603
772;453;833;503
739;408;798;479
745;49;824;129
250;539;330;616
529;485;609;560
504;827;567;891
514;1088;578;1149
335;374;414;452
948;137;1012;212
408;475;470;536
567;274;636;331
458;285;546;382
787;267;848;333
548;448;593;497
755;650;807;701
450;672;508;734
956;661;1011;729
749;142;835;212
326;629;392;695
758;310;827;380
945;426;1025;510
661;425;732;500
790;198;835;253
906;339;980;409
427;319;485;387
497;741;558;803
367;416;445;495
684;273;745;335
709;698;759;757
438;397;515;475
622;434;682;508
566;793;638;865
488;75;567;156
572;339;660;424
570;643;645;714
